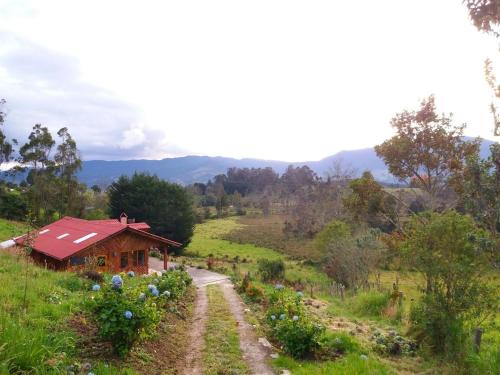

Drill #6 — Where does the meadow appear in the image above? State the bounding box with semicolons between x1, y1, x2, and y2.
181;215;500;375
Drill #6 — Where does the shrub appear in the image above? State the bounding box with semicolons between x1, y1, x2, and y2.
266;286;325;358
156;269;192;300
89;282;161;357
403;211;498;359
274;316;325;358
323;229;384;288
258;258;285;282
242;282;265;303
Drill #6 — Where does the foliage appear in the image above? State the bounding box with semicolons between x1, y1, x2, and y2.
464;0;500;36
319;331;361;356
257;258;285;282
266;286;325;358
108;173;196;251
371;330;417;356
375;96;479;210
323;228;384;288
403;211;498;358
0;188;28;221
0;98;15;168
452;143;499;265
88;269;192;357
314;219;351;254
156;268;192;300
274;315;325;358
343;171;398;231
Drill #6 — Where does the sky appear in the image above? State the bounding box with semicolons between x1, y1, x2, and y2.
0;0;499;162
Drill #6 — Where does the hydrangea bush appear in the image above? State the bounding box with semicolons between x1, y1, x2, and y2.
266;285;325;358
87;269;192;357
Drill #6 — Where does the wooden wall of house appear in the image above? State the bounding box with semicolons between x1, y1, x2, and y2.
67;231;163;274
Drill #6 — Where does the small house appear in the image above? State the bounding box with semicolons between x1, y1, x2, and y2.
14;214;180;274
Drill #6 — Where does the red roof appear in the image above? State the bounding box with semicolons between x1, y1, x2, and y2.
14;216;180;260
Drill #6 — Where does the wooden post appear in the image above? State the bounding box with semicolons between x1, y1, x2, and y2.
340;285;345;301
473;328;483;353
163;247;168;270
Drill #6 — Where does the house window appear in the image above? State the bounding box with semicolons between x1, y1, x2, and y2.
120;252;128;268
133;250;145;266
97;256;106;267
70;256;85;266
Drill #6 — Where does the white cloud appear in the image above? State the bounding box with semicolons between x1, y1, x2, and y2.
0;0;498;162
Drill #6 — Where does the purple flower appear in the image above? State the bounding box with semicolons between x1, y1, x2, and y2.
111;275;123;289
124;310;133;319
92;284;101;291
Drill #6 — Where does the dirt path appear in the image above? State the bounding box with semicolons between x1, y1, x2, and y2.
183;285;208;375
150;258;273;375
220;281;274;375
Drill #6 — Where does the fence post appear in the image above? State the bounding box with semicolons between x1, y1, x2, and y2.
473;328;483;353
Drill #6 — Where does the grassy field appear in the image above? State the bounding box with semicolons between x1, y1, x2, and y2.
184;217;330;286
202;285;250;375
183;216;500;375
0;218;28;241
0;252;131;374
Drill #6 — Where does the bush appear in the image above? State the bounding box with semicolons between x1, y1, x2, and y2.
266;286;325;358
88;269;192;357
258;258;285;282
274;316;325;358
156;269;192;300
89;282;161;357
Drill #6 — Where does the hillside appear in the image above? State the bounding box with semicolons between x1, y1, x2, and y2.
5;138;496;187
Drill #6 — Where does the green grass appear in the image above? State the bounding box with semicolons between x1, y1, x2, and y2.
273;353;393;375
0;218;28;241
0;252;134;374
202;284;250;375
185;217;330;287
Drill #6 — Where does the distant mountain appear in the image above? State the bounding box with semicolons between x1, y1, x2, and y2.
5;138;497;187
75;138;496;187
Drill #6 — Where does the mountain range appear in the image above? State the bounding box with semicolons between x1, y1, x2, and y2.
74;138;496;187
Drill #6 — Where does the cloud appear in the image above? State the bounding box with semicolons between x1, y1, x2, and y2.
0;32;184;160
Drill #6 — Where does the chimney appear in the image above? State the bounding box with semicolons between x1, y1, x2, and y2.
120;213;128;225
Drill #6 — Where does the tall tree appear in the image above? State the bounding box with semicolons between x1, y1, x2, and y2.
375;96;479;210
19;124;55;171
108;173;196;251
0;99;16;170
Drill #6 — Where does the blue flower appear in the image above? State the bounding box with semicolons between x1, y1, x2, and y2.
151;288;159;297
124;310;133;319
162;290;171;298
279;313;286;320
292;315;299;321
270;315;276;321
127;271;135;277
92;284;101;291
139;292;146;301
296;291;304;298
147;284;156;291
275;284;284;290
111;275;123;289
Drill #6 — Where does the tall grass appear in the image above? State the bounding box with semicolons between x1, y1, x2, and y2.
349;291;390;317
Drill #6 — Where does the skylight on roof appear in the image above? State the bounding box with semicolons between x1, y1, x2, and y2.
57;233;69;239
73;232;97;244
39;229;50;234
